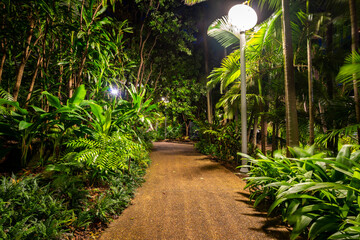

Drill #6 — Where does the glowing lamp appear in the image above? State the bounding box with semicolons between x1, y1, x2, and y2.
228;4;257;31
110;87;119;96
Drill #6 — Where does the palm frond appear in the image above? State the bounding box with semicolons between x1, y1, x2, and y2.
247;10;282;54
254;0;281;11
208;16;239;48
208;50;240;92
183;0;206;6
336;51;360;84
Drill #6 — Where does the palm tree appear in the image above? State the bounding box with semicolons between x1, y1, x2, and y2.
281;0;299;149
349;0;360;143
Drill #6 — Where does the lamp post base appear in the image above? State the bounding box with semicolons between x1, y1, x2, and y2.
239;167;249;173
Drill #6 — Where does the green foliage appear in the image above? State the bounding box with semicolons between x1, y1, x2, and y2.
0;175;74;239
337;51;360;85
195;121;245;162
244;145;360;239
0;139;150;239
64;132;148;171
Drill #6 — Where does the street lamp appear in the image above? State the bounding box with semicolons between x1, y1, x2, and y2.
228;4;257;172
110;87;119;96
162;97;169;140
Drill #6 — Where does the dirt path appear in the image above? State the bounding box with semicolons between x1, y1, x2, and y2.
99;142;290;240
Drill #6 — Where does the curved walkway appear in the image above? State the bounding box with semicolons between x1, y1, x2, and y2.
99;142;290;240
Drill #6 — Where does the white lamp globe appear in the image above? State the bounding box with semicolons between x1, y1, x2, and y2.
110;87;119;95
228;4;257;31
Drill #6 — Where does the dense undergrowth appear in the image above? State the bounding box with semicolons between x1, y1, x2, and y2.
194;122;240;161
0;160;148;239
0;84;156;239
242;145;360;240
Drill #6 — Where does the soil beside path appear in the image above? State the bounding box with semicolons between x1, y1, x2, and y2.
99;142;290;240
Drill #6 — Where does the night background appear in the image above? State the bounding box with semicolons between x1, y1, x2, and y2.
1;0;360;239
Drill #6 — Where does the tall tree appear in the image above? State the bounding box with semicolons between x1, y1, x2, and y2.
349;0;360;143
307;0;314;145
282;0;299;148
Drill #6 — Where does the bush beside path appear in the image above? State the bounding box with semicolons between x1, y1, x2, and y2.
100;142;290;240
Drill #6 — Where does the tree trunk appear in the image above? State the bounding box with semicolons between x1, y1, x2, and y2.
282;0;299;151
0;49;5;83
307;1;314;145
25;55;43;107
13;18;35;102
272;123;278;154
247;103;255;142
185;121;190;137
69;32;75;98
203;10;213;124
326;21;334;99
260;101;267;153
349;0;360;144
0;4;6;83
307;38;314;145
252;116;258;147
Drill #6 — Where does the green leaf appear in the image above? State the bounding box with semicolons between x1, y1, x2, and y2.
291;214;314;240
309;216;339;239
42;91;62;109
0;99;28;115
268;193;321;214
350;170;360;189
89;102;105;124
69;85;86;105
336;145;352;166
19;121;33;130
30;105;46;113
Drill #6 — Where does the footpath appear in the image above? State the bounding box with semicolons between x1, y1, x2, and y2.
99;142;290;240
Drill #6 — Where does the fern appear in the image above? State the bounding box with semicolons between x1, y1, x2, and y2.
0;87;13;101
64;132;147;171
66;138;101;149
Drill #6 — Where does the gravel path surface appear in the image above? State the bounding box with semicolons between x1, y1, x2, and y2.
99;142;290;240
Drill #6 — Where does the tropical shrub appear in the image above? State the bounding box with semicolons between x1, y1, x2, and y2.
0;151;149;239
0;83;154;239
243;145;360;240
195;122;249;162
0;175;74;239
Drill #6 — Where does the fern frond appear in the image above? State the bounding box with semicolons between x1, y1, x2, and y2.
74;148;101;164
0;87;14;101
66;138;101;149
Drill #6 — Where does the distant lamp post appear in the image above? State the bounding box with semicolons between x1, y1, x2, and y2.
228;4;257;172
162;97;169;140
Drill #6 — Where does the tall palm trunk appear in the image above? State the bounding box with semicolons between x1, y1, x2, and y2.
282;0;299;150
201;7;212;125
349;0;360;143
203;20;213;124
0;4;5;83
307;0;314;145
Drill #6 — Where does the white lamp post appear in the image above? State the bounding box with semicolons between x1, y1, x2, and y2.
228;4;257;172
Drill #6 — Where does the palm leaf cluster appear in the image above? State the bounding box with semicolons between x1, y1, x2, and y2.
243;145;360;239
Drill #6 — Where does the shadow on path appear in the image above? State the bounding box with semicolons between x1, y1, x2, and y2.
100;142;290;240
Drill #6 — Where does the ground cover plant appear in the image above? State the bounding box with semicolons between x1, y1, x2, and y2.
242;145;360;240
